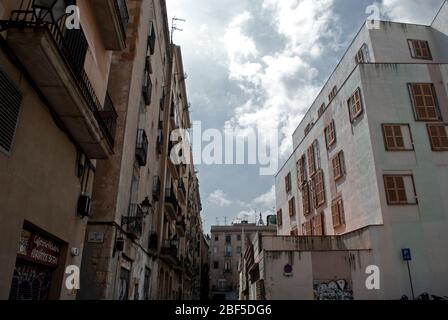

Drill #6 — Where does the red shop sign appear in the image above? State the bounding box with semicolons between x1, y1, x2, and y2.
17;229;61;268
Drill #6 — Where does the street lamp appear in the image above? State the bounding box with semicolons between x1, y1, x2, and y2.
140;196;152;216
33;0;67;24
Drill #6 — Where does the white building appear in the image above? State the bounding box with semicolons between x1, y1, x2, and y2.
271;1;448;299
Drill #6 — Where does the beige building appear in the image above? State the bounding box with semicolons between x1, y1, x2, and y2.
0;0;204;301
0;0;124;299
210;222;276;300
265;1;448;300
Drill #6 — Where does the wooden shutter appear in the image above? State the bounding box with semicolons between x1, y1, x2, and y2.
332;199;345;228
384;176;408;204
325;120;336;148
302;182;311;216
285;173;291;193
427;124;448;151
0;68;23;154
408;39;432;60
288;198;296;217
348;88;363;121
312;213;324;236
307;145;316;176
277;209;283;226
332;152;344;181
382;125;405;150
312;170;325;208
297;156;306;187
409;83;439;121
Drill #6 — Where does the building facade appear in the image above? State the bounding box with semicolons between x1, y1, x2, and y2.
0;0;125;300
0;0;204;301
272;1;448;299
209;222;276;300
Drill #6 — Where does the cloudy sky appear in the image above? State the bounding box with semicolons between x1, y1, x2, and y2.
166;0;445;233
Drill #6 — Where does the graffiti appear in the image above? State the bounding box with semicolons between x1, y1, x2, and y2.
313;280;353;300
9;261;52;300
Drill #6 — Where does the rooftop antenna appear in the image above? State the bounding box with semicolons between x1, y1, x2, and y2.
216;217;220;226
171;17;186;44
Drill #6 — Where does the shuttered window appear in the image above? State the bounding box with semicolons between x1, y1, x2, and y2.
348;88;363;121
285;172;292;193
427;124;448;151
302;221;313;236
408;39;432;60
277;209;283;226
382;124;405;150
307;145;316;176
312;170;326;208
331;198;345;228
384;175;417;205
0;68;23;154
302;182;311;216
409;83;439;121
288;197;296;217
296;155;307;187
332;151;345;181
312;213;325;236
325;120;336;148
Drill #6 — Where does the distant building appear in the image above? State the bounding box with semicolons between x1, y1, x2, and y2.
265;2;448;300
209;222;276;300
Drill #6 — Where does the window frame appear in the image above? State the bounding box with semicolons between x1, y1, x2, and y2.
331;198;345;228
383;174;418;206
312;169;326;208
285;172;292;193
307;145;317;177
288;197;296;217
408;83;441;122
407;39;432;60
348;87;363;122
302;182;312;216
426;123;448;151
331;151;345;182
381;124;414;151
324;120;336;149
312;212;325;236
296;155;307;188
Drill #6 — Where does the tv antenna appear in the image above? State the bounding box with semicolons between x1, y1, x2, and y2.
171;17;186;43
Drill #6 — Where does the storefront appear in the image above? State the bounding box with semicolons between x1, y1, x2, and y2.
9;228;62;300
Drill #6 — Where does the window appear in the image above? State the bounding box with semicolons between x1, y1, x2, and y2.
348;88;363;121
408;39;432;60
384;175;417;205
214;236;219;242
312;213;325;236
225;235;231;244
288;197;296;217
331;198;345;228
225;245;232;257
296;156;307;187
0;68;23;155
325;120;336;148
285;172;292;193
224;261;231;273
277;209;283;226
328;86;338;102
312;170;326;208
147;21;156;55
213;261;219;269
318;103;326;118
355;44;370;64
302;221;313;236
237;246;242;254
237;235;242;241
427;124;448;151
302;183;312;216
142;57;152;105
304;121;314;137
290;228;299;236
332;151;345;182
409;83;440;121
307;145;316;177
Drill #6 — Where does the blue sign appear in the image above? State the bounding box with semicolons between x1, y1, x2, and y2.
402;248;412;261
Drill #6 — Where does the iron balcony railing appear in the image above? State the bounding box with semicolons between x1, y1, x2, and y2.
113;0;129;37
122;204;144;238
165;187;178;209
6;0;117;149
135;129;148;167
161;240;178;260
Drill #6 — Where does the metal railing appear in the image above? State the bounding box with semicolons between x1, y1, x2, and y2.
136;129;148;166
122;204;144;238
165;187;178;209
161;240;178;260
7;0;117;149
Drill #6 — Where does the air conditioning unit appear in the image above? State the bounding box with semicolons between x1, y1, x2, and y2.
77;194;92;218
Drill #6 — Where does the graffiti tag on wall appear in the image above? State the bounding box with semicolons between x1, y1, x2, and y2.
313;279;353;300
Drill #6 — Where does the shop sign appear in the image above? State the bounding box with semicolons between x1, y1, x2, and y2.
17;229;61;268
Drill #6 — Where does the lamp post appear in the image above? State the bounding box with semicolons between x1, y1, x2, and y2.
33;0;68;24
140;196;152;216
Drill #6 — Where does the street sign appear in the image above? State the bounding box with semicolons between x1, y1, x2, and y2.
402;248;412;261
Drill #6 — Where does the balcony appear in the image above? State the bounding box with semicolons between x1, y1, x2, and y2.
135;129;148;167
148;232;158;251
122;204;144;239
177;179;186;204
3;1;117;159
152;176;161;201
223;269;232;274
90;0;129;50
164;187;178;220
160;240;178;265
176;216;186;237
